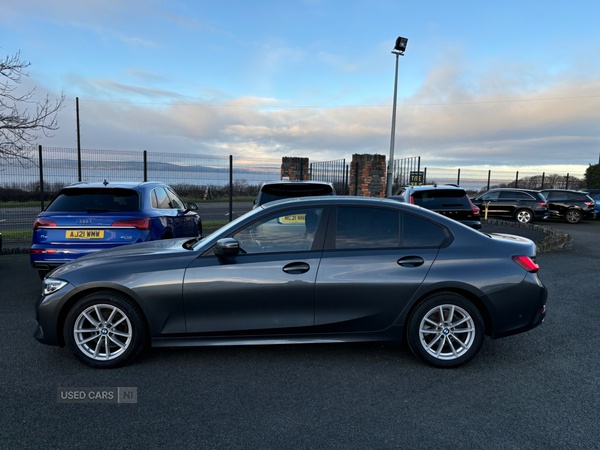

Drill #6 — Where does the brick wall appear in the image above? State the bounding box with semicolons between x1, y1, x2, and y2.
348;154;386;197
281;157;310;181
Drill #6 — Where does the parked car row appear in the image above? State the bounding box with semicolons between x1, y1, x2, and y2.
391;185;596;228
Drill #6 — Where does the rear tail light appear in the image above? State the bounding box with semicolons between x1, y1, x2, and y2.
467;196;480;215
538;202;547;207
112;218;151;230
584;202;593;206
30;249;57;254
409;196;415;204
512;256;539;273
33;218;57;230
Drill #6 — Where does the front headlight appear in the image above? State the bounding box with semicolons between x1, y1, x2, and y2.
42;279;68;296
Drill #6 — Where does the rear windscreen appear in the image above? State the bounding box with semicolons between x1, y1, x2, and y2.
411;189;469;208
46;188;140;212
259;184;334;204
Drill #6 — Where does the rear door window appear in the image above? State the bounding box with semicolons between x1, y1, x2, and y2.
335;207;400;250
411;189;469;208
46;188;140;212
402;214;446;248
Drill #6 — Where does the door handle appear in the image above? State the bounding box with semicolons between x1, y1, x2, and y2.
282;262;310;274
397;256;425;267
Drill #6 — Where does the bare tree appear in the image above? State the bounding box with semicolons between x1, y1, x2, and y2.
0;50;65;161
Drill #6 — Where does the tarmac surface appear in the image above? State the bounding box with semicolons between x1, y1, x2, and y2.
1;219;599;449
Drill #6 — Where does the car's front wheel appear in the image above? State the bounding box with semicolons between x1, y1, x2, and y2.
406;293;484;368
515;209;533;224
63;291;147;368
565;209;582;224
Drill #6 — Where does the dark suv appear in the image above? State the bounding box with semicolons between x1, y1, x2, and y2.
394;185;481;229
253;181;335;208
539;189;596;224
472;189;548;224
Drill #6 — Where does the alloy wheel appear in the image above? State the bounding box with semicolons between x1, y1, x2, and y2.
418;304;476;361
73;304;132;361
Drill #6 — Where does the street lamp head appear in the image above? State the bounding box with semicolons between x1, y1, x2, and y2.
392;37;408;55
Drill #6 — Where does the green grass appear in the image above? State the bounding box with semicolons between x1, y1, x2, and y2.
2;230;32;239
0;201;42;208
203;221;228;228
181;196;256;203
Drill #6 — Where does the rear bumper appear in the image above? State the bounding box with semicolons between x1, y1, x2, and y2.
30;244;126;270
460;220;482;230
493;279;548;339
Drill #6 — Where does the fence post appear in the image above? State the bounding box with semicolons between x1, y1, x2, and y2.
38;145;44;212
309;163;312;181
541;172;545;190
457;168;460;186
76;97;82;182
423;167;427;185
354;161;359;196
300;159;304;181
515;171;519;188
345;164;349;195
143;150;147;182
229;155;233;222
565;173;569;190
487;170;491;191
417;156;420;174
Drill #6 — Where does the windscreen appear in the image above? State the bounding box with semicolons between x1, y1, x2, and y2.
259;184;334;205
46;188;140;212
411;189;469;208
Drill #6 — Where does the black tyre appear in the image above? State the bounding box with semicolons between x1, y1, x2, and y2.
63;291;147;369
564;209;582;224
514;209;533;224
406;292;484;368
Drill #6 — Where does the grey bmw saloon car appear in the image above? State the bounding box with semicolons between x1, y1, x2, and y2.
34;197;547;369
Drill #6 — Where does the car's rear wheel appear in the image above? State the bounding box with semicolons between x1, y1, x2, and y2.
63;291;147;368
406;293;484;368
515;209;533;224
565;209;582;224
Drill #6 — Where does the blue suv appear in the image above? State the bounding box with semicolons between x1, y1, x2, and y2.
31;181;200;278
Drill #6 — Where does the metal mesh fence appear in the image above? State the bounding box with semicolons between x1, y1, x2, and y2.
0;145;590;252
422;167;586;196
311;159;348;194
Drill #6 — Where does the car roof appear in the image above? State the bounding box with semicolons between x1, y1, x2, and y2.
261;195;424;210
403;184;465;191
260;181;334;188
487;188;542;193
539;189;585;193
66;181;165;190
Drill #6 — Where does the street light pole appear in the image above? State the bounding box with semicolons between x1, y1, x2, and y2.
386;37;408;198
386;53;400;198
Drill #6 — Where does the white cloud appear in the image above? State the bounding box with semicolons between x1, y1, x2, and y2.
38;59;600;175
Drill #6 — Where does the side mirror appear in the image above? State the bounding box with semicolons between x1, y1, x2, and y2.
215;238;240;257
186;202;198;211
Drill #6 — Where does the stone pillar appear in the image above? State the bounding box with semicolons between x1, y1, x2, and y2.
349;154;386;198
281;157;310;181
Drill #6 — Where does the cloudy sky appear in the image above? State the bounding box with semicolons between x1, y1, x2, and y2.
2;0;599;173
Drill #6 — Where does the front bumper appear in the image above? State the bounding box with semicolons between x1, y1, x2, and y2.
33;282;76;347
